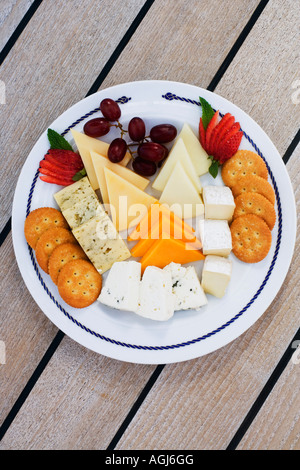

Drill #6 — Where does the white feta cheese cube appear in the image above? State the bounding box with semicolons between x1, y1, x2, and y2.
164;262;208;310
201;255;232;298
199;219;232;257
203;185;235;221
136;266;174;321
98;261;141;311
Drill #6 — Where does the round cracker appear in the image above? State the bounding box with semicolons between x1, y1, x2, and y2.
48;242;88;285
231;174;275;205
24;207;69;249
233;192;276;230
35;227;76;273
230;214;272;263
57;259;102;308
221;150;268;188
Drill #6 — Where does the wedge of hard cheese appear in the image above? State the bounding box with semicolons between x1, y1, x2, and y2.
71;129;132;190
176;123;211;176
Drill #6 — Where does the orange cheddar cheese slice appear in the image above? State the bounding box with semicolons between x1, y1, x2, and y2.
128;202;195;242
140;237;205;273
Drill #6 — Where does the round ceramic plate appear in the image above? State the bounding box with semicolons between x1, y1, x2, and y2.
12;80;296;364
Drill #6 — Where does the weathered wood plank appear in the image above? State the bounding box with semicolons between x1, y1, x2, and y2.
0;0;34;51
0;0;146;233
0;335;156;450
100;0;259;91
237;359;300;450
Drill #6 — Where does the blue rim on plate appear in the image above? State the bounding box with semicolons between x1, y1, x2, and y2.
25;91;282;351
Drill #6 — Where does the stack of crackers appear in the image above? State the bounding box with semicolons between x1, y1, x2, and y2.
221;150;276;263
24;207;102;308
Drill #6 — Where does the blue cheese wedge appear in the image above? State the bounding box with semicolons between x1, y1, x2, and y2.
72;213;131;274
201;255;232;298
98;261;141;311
136;266;174;321
62;194;104;229
54;176;97;212
164;262;208;310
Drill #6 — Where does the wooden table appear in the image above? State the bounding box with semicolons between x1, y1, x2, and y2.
0;0;299;451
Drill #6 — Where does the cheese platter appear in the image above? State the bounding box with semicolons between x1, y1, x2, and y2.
12;80;296;364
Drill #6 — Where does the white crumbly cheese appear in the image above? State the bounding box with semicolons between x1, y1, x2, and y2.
72;214;131;274
54;177;97;212
62;194;104;229
201;255;232;298
199;219;232;257
164;262;207;310
203;185;235;221
98;261;141;311
136;266;174;321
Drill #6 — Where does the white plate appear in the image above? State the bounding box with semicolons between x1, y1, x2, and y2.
12;80;297;364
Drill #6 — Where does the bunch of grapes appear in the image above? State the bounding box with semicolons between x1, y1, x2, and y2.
83;98;177;177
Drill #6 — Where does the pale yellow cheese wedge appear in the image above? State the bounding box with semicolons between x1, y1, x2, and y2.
71;129;132;190
159;161;204;219
152;137;202;193
90;151;149;206
104;167;157;232
176;123;211;176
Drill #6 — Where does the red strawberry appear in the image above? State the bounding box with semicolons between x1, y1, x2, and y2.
47;148;83;166
217;131;243;164
205;110;219;154
211;113;235;156
199;118;206;150
39;160;78;178
39;174;74;186
44;153;83;171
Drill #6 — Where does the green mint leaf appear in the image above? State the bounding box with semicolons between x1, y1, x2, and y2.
72;168;87;182
47;128;73;151
199;97;215;130
209;159;219;178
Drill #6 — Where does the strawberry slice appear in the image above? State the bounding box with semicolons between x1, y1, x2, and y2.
214;122;241;160
47;148;83;166
44;153;83;171
199;118;206;150
211;113;235;156
39;160;78;178
217;130;243;164
205;110;219;155
39;173;74;186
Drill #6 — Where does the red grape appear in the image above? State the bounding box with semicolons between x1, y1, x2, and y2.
132;157;157;177
138;142;167;162
108;138;127;163
128;117;146;141
83;118;110;137
100;98;121;121
150;124;177;143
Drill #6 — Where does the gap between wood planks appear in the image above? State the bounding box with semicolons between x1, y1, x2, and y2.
0;0;298;450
